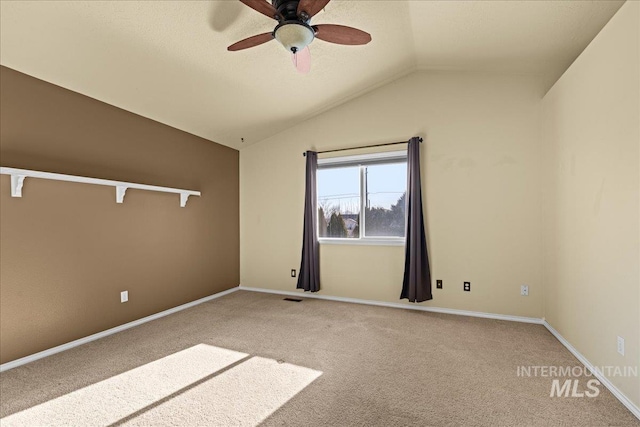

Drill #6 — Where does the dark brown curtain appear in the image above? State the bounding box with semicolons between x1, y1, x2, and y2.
297;151;320;292
400;137;432;302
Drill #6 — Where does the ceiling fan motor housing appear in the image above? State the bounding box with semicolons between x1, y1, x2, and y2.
272;0;309;22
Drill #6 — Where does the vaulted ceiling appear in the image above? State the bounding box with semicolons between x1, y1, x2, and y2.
0;1;624;149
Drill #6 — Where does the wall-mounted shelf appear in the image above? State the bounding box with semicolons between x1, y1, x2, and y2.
0;167;201;207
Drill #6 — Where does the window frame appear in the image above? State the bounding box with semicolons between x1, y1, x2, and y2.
317;150;407;246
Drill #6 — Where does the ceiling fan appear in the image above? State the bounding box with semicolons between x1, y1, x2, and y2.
227;0;371;73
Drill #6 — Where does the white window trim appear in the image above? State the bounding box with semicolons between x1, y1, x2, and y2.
317;150;407;167
318;237;405;246
317;150;407;246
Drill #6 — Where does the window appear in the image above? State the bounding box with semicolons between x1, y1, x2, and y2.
317;151;407;244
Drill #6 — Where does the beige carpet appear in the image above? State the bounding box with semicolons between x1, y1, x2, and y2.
1;290;638;426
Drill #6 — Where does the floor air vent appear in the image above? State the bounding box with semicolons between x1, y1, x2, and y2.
283;298;302;302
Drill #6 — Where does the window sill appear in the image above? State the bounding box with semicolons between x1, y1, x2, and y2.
318;238;405;247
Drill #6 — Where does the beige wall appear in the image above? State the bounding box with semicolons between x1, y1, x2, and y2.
0;67;239;364
542;1;640;406
241;71;544;318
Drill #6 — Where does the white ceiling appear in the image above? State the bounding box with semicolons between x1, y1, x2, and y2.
0;0;624;149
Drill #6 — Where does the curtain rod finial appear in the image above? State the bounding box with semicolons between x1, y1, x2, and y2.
418;137;424;143
303;152;307;157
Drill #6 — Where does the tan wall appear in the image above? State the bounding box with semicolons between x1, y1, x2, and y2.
0;67;239;364
241;71;544;318
542;1;640;406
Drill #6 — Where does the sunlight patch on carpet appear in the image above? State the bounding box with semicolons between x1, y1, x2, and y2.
0;344;247;426
120;356;323;426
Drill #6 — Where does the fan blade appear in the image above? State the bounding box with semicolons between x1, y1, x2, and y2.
239;0;281;20
291;46;311;73
227;32;274;51
314;24;371;45
297;0;330;18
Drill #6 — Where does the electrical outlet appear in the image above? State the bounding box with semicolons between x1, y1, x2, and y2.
521;285;529;296
120;291;128;303
291;269;296;278
617;336;625;356
436;280;443;289
463;282;471;292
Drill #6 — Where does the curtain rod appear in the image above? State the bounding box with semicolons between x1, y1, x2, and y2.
303;137;423;156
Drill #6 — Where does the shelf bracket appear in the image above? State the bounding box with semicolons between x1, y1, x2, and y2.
10;175;26;197
180;192;190;208
116;186;128;204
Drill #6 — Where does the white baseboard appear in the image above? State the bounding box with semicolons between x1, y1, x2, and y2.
4;284;637;421
240;286;639;420
0;286;240;373
543;320;640;421
238;286;544;324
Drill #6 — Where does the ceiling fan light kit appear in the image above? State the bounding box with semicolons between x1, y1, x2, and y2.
274;22;315;53
229;0;371;72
